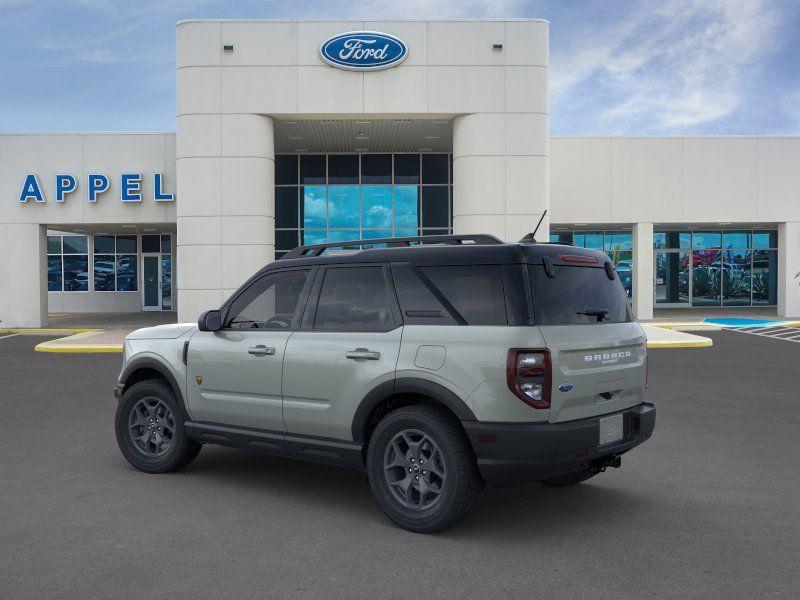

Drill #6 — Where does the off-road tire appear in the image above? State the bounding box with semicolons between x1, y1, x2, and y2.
367;404;484;533
115;379;201;474
540;470;596;487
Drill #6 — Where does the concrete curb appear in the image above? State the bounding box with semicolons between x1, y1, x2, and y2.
34;343;123;354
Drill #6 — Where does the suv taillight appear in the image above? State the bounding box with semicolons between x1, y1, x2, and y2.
507;349;551;409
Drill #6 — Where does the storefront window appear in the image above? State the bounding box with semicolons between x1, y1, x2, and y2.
93;235;138;292
654;229;777;307
47;235;88;292
275;153;453;258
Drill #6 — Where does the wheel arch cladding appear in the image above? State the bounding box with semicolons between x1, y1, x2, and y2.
120;358;190;421
352;377;477;444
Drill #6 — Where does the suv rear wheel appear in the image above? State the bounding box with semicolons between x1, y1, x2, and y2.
366;404;484;533
115;379;201;473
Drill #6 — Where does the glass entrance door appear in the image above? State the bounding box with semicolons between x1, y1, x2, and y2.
142;255;161;311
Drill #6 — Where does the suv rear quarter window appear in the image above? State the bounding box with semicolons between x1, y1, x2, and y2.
420;265;507;326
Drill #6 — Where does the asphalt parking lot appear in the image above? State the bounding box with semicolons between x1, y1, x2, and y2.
1;331;799;599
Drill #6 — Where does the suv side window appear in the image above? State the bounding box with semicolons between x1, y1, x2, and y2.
313;266;393;332
226;269;311;329
421;265;508;325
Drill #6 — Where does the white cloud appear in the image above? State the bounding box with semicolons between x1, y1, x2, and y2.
551;0;790;133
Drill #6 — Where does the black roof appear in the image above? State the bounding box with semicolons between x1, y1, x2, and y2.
261;234;612;275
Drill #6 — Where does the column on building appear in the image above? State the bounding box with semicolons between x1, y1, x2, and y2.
452;113;549;243
632;222;654;320
177;114;275;322
778;221;800;318
0;224;47;327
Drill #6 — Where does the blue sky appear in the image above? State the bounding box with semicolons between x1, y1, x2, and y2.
1;0;798;135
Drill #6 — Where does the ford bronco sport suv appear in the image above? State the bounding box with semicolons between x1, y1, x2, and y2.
114;234;655;533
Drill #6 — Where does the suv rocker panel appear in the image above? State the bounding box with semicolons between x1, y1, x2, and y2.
184;421;364;470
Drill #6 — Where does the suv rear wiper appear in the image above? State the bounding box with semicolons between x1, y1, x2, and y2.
577;309;609;322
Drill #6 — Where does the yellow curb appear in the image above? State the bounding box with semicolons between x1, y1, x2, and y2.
34;342;123;353
0;328;101;335
646;338;714;348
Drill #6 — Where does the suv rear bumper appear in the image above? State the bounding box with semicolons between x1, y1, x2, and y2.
462;402;655;489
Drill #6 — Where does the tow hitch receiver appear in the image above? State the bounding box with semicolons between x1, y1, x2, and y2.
590;455;622;474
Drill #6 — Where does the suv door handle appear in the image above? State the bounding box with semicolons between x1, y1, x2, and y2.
248;345;276;357
346;348;381;361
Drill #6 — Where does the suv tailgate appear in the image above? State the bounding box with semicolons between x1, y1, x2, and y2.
538;323;646;422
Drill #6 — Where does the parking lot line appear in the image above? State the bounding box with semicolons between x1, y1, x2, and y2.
0;333;21;340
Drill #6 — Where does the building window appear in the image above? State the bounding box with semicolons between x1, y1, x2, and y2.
47;235;89;292
653;229;777;307
549;230;633;298
93;235;138;292
274;153;454;258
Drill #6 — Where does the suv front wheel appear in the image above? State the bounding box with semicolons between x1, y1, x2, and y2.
115;379;202;474
366;404;484;533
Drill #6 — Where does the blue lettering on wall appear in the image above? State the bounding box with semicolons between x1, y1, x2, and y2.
18;173;174;205
153;173;174;202
55;174;77;202
87;173;110;203
121;173;142;202
19;174;45;203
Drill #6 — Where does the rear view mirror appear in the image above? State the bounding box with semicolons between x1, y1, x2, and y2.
198;309;222;332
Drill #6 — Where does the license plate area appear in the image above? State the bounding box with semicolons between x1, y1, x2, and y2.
598;413;624;446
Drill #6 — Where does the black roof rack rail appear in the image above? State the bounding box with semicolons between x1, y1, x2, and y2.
279;233;504;260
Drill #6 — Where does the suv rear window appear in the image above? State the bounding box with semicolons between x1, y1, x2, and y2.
530;265;632;325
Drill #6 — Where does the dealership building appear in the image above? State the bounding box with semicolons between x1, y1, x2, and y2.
1;18;799;328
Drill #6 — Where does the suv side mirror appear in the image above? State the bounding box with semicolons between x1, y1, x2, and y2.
198;309;223;332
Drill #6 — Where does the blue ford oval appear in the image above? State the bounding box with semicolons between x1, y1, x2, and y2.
558;383;574;393
319;31;408;71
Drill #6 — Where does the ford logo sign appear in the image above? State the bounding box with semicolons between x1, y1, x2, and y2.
558;383;573;393
319;31;408;71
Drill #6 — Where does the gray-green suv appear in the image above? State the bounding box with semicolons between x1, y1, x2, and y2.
114;234;655;532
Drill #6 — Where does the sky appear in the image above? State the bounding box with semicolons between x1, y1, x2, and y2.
0;0;798;135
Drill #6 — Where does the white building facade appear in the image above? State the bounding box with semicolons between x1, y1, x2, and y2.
1;19;798;327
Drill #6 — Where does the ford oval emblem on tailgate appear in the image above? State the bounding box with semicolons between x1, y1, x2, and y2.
558;383;573;392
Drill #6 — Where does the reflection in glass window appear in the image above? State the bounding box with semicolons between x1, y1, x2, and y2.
421;186;449;228
362;229;392;240
161;235;172;254
275;154;298;185
752;250;777;305
655;251;690;305
314;267;391;331
302;230;326;245
583;233;604;250
141;234;160;253
752;231;778;249
275;187;299;229
63;255;89;291
604;232;632;252
362;186;392;228
47;256;62;291
722;231;750;249
94;255;116;291
722;249;751;306
394;186;419;228
692;231;721;249
691;250;721;306
117;256;137;291
47;235;62;254
275;230;299;252
394;154;420;184
63;235;88;254
328;186;359;228
422;154;449;184
302;186;326;229
161;255;172;310
361;154;392;184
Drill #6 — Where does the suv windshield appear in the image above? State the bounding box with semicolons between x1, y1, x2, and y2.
530;264;632;325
